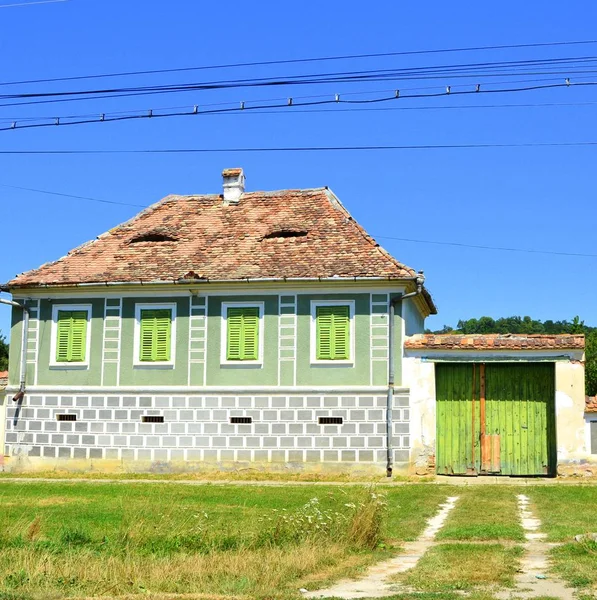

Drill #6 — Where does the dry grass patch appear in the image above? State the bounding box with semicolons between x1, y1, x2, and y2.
0;543;362;599
0;470;419;483
397;543;523;591
0;484;394;599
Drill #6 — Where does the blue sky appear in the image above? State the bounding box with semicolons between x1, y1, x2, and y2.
1;0;597;338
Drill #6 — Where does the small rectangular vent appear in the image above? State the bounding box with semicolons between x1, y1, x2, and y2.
56;414;77;422
230;417;252;424
318;417;343;425
142;416;164;423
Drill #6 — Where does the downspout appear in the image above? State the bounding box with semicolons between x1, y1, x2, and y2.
387;272;425;477
0;298;29;402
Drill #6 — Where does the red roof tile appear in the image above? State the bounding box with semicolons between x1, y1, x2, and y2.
405;333;585;350
6;187;435;312
586;396;597;413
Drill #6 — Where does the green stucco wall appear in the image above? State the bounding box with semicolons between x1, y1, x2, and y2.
8;287;423;389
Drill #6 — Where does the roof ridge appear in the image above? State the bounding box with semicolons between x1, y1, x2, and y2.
323;188;417;278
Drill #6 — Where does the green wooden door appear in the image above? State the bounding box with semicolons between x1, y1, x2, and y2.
485;363;555;476
436;362;555;476
436;363;481;475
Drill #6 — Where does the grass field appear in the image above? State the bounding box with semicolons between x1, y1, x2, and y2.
1;481;597;600
435;486;524;541
0;482;446;600
401;543;523;591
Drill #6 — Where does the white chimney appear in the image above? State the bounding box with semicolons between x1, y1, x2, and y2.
222;168;245;205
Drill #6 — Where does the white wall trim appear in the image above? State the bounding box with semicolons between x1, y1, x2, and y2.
13;283;410;299
49;303;92;368
405;349;584;361
133;302;177;368
310;300;356;365
220;301;265;366
9;385;402;394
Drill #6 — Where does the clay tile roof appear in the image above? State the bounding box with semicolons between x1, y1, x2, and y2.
0;371;7;388
6;187;436;312
404;333;585;350
586;396;597;413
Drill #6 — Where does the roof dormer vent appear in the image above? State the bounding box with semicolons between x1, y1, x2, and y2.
222;168;245;205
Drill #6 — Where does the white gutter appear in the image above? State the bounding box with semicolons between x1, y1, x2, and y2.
7;276;421;288
0;298;29;401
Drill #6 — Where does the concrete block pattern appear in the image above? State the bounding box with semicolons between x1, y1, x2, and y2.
4;392;410;467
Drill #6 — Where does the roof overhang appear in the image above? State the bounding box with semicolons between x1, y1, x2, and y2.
4;276;437;316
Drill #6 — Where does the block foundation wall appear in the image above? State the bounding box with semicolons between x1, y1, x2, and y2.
2;392;410;474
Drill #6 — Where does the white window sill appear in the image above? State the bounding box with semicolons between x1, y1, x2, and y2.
310;360;354;367
220;361;263;368
133;363;175;369
49;363;90;370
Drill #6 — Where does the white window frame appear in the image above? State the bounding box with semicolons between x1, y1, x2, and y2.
133;303;177;368
220;302;265;366
310;300;355;365
50;304;92;368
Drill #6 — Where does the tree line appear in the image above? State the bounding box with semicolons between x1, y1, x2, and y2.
426;316;596;395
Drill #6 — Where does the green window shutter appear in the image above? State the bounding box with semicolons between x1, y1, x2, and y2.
56;310;88;362
227;307;260;360
316;305;350;360
140;309;172;362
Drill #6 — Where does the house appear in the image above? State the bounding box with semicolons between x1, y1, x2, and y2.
1;168;435;475
0;169;591;476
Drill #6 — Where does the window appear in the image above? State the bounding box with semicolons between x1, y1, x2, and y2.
221;303;264;364
311;301;355;363
134;303;176;366
50;305;91;366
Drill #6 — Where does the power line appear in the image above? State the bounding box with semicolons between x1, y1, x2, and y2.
3;99;594;125
1;141;597;154
374;235;597;258
0;74;582;122
2;80;595;132
0;74;586;117
3;182;596;258
3;39;597;87
0;184;145;207
0;0;67;7
1;55;595;107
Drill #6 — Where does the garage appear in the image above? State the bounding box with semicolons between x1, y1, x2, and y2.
435;362;557;476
